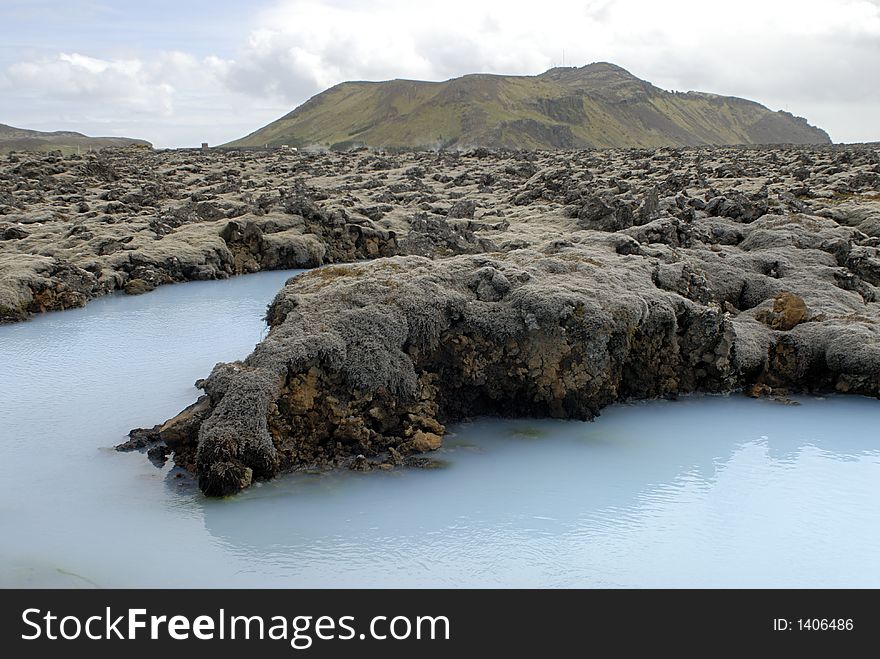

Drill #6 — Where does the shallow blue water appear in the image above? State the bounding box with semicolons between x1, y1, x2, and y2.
1;270;879;587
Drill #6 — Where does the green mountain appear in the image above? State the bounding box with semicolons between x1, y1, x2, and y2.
0;123;151;154
226;62;831;150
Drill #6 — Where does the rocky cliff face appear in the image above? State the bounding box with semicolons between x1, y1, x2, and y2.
113;144;880;496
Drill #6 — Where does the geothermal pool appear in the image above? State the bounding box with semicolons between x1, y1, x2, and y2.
1;269;879;588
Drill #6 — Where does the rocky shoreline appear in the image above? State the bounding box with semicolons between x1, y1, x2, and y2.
67;143;877;496
0;147;400;323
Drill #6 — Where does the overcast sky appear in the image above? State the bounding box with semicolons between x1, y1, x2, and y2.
1;0;878;147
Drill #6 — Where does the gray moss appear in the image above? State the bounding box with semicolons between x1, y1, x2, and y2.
197;364;282;496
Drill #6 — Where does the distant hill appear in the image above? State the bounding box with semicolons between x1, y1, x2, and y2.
0;123;151;154
227;62;831;150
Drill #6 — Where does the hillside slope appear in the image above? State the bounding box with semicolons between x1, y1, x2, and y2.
227;62;831;150
0;123;151;154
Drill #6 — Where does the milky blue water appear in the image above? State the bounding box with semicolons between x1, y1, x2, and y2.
1;270;879;588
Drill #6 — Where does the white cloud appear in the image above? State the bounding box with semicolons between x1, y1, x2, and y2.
7;53;175;115
2;0;879;145
0;50;259;147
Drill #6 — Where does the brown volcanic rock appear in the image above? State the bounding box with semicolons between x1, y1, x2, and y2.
757;292;809;330
4;143;879;326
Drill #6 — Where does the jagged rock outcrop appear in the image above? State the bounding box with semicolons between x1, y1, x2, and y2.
0;148;398;322
133;214;879;495
4;143;878;325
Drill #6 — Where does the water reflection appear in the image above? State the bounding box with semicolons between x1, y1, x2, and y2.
199;395;880;587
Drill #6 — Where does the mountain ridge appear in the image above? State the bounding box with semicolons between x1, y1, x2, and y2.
227;62;831;150
0;123;152;154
